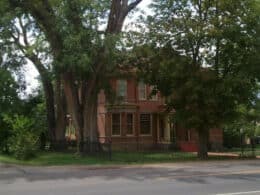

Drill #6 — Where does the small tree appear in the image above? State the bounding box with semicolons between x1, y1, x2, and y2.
4;115;38;160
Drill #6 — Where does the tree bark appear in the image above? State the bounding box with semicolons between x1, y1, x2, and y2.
62;73;84;154
42;78;56;146
83;92;98;153
197;128;209;159
106;0;142;34
53;78;67;150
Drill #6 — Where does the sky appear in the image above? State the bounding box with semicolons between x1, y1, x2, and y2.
24;0;153;95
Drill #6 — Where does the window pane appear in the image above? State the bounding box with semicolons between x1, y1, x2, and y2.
127;113;134;135
117;80;127;99
138;82;146;100
112;113;120;135
140;114;151;135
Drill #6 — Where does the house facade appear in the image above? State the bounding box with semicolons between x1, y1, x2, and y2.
97;76;223;152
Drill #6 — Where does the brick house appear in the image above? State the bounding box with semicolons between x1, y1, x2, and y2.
97;73;223;152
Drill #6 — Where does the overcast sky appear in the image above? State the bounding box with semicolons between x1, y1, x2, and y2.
24;0;152;95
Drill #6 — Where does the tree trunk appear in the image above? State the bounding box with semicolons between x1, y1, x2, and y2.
26;54;57;149
42;78;56;148
83;93;98;153
53;78;67;150
63;73;84;154
197;128;209;159
63;75;99;154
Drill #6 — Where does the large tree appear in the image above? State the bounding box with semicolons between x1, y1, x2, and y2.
134;0;260;158
4;0;142;153
0;11;67;149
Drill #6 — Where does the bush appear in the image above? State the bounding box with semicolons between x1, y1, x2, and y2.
0;118;12;153
223;128;241;148
4;115;38;160
256;125;260;136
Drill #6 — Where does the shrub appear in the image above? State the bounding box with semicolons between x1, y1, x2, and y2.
0;123;12;154
4;115;38;160
223;128;241;148
256;125;260;136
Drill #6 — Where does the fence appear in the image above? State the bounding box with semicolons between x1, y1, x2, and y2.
50;136;260;161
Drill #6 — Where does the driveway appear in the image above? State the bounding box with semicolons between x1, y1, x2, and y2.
1;160;260;195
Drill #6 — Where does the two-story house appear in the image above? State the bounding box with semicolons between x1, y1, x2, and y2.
97;78;170;150
97;73;223;152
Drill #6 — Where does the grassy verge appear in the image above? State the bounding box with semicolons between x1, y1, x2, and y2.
0;151;247;166
223;147;260;156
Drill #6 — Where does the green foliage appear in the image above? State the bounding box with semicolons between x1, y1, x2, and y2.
136;46;255;130
4;115;38;160
137;0;259;127
256;126;260;136
224;97;260;145
0;68;19;112
223;128;241;148
0;68;20;153
0;123;12;153
0;89;47;157
132;0;260;158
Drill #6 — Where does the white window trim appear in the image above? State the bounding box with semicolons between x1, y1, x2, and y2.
126;113;135;136
111;113;121;137
117;79;127;99
139;113;152;136
138;82;147;100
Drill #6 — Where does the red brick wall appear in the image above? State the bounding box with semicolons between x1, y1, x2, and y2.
176;125;223;152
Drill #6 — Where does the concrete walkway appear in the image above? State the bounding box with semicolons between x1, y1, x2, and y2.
208;152;260;159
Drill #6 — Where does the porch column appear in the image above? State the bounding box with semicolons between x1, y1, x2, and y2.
164;115;171;142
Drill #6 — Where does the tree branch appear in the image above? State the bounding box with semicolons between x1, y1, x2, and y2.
18;17;29;46
127;0;142;14
106;0;143;34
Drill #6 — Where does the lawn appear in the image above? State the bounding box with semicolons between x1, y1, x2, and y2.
0;150;249;166
0;151;199;166
223;145;260;156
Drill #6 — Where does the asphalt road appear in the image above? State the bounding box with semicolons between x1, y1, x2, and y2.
1;160;260;195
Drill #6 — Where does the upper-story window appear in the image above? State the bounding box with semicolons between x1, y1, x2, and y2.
138;81;146;100
117;80;127;100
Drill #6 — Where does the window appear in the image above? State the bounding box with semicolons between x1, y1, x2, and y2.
112;113;121;136
117;80;127;100
138;81;146;100
150;85;158;100
126;113;134;135
140;114;151;135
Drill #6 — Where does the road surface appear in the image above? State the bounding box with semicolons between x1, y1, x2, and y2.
1;160;260;195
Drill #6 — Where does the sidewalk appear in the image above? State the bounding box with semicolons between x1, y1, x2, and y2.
208;152;260;159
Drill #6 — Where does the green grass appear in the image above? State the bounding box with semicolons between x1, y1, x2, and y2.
1;150;256;167
224;146;260;156
0;151;198;166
